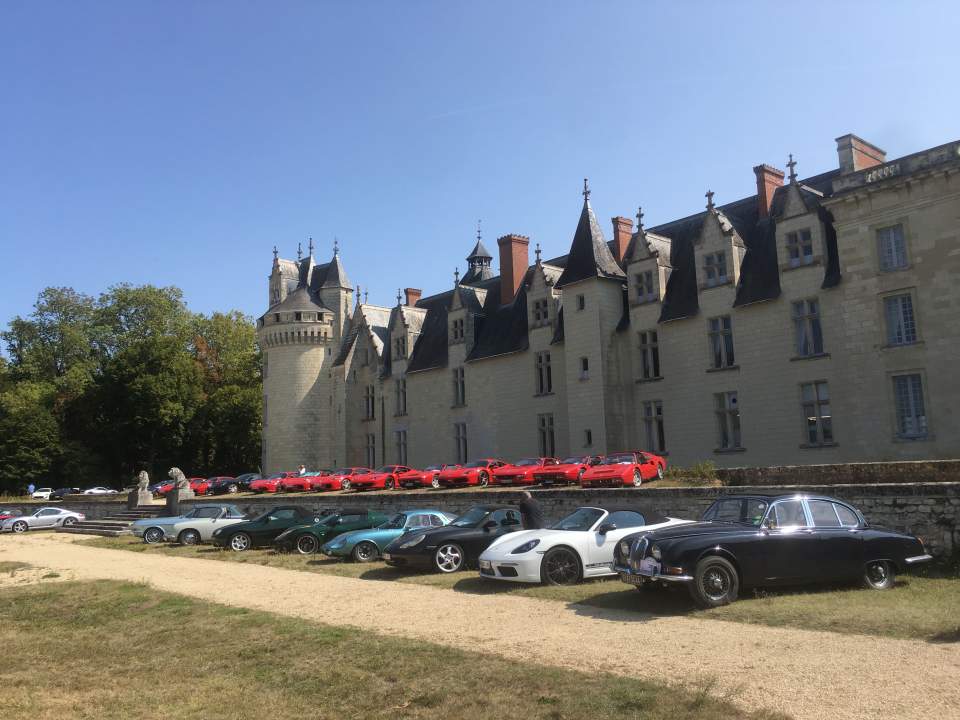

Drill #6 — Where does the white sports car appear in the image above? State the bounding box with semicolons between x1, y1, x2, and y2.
82;487;118;495
131;504;249;545
478;506;692;585
1;507;86;533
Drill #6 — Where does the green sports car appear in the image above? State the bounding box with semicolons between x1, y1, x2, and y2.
273;508;388;555
321;509;457;562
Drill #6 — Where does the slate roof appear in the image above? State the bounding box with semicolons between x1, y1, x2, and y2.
268;286;331;315
555;197;626;288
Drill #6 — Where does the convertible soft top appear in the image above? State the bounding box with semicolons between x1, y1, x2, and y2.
594;506;670;526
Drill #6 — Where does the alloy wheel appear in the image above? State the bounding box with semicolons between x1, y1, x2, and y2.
296;535;319;555
12;521;28;533
478;472;489;488
657;465;664;480
341;479;351;491
353;541;378;562
229;533;251;552
143;527;164;544
543;548;580;585
228;484;238;494
180;529;201;546
864;560;895;590
435;544;464;572
62;516;78;527
431;475;440;489
632;470;642;487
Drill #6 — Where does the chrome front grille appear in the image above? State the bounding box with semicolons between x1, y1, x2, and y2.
630;537;649;573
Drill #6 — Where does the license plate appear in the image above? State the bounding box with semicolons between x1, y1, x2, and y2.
479;559;492;570
382;553;391;561
619;572;644;586
640;558;660;575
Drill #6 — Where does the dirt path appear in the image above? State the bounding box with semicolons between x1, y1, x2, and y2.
2;533;958;720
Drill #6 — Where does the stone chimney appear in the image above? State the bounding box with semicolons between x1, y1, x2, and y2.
753;164;785;218
497;234;530;305
836;134;886;174
404;288;422;307
611;216;633;263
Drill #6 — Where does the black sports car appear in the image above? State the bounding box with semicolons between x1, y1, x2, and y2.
382;504;524;573
211;505;321;552
208;473;261;495
614;494;932;608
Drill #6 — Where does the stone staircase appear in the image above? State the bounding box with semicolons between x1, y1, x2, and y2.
58;508;166;537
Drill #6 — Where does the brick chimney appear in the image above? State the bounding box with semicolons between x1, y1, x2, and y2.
497;234;529;305
611;216;634;263
836;134;886;174
404;288;422;307
753;164;785;218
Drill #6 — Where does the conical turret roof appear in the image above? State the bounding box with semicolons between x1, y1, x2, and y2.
555;190;626;288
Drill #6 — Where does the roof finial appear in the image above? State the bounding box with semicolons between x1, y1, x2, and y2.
582;177;590;202
454;267;460;286
356;284;361;305
364;288;369;304
272;245;278;261
297;241;303;260
535;242;542;263
787;153;798;183
477;219;482;242
396;288;402;306
308;237;314;256
705;190;715;211
636;206;644;231
333;236;339;257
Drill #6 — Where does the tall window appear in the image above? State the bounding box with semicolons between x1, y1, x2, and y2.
584;429;593;447
363;385;376;420
885;294;917;346
535;352;552;395
715;391;742;450
642;400;666;453
451;318;465;341
878;224;907;271
537;413;556;456
635;270;656;303
793;300;824;356
579;357;589;380
361;348;370;366
395;377;407;416
395;430;408;464
365;434;376;467
704;252;727;287
454;422;468;463
801;382;833;445
786;229;814;267
532;298;550;325
576;295;585;311
893;374;927;439
394;335;407;359
708;316;735;368
263;352;268;380
638;330;661;380
452;367;466;406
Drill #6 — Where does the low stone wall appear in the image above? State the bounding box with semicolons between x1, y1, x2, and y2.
49;482;960;557
717;459;960;486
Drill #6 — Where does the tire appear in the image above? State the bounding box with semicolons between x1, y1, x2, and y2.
863;560;896;590
228;484;238;494
540;547;582;586
12;520;28;534
62;516;78;527
295;534;319;555
478;471;489;488
340;479;351;491
632;470;642;487
179;529;201;546
384;478;394;490
689;556;739;608
431;474;440;489
143;527;164;544
229;532;252;553
352;541;379;563
577;468;585;485
434;543;465;573
656;465;665;480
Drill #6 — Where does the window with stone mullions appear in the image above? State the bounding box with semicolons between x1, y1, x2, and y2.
801;382;833;445
395;430;408;465
893;374;927;439
364;385;376;420
708;316;735;368
535;352;552;395
878;224;907;271
793;300;824;356
394;335;407;359
454;423;468;463
704;252;727;287
451;318;465;341
638;330;660;380
786;229;814;267
884;294;917;346
537;413;556;456
452;367;466;406
715;391;742;450
635;270;656;303
365;434;376;468
642;400;666;453
395;377;407;416
533;299;549;325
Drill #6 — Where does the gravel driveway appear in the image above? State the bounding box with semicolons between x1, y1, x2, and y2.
2;533;958;720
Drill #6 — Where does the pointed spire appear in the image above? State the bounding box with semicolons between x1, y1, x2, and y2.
333;236;339;256
582;178;591;202
272;245;278;261
535;242;542;264
308;237;314;256
555;180;626;288
297;241;303;260
787;153;798;183
635;206;644;232
705;190;715;211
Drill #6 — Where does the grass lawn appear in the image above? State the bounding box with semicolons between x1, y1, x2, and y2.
0;580;784;720
0;561;32;574
81;536;960;642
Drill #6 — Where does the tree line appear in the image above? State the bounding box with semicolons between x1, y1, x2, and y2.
0;285;262;494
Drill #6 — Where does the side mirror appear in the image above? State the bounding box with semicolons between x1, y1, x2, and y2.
482;520;498;531
597;523;617;535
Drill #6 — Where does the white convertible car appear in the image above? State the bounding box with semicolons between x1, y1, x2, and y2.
478;506;692;585
131;504;248;545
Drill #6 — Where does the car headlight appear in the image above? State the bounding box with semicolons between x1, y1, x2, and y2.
510;539;540;554
398;534;426;549
619;540;631;557
651;544;662;560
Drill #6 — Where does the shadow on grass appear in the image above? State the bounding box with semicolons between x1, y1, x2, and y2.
929;628;960;643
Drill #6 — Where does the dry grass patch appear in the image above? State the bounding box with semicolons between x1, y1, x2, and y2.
0;580;785;720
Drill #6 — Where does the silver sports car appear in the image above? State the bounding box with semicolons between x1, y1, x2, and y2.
131;504;248;545
1;507;86;533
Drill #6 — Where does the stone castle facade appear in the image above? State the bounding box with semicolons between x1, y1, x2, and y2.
257;133;960;473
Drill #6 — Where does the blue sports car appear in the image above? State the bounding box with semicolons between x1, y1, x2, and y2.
321;509;456;562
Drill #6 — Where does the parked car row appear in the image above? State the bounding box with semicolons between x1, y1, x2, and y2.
124;492;932;608
31;487;116;500
0;507;86;532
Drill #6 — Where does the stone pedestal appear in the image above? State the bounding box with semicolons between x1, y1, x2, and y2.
137;490;153;507
179;488;196;501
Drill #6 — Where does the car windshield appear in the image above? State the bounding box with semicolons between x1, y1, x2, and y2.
374;466;397;473
451;507;490;527
560;456;584;465
330;468;350;475
424;465;442;471
601;453;635;465
267;474;285;480
550;508;605;531
380;513;407;529
514;458;539;466
703;498;769;526
463;460;489;469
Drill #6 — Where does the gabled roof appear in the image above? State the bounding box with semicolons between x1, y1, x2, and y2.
555;197;626;288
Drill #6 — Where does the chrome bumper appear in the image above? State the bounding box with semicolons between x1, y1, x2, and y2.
614;564;693;584
904;553;933;565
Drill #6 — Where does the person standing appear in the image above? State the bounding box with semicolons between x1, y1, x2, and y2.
515;490;545;529
298;464;307;476
27;483;35;496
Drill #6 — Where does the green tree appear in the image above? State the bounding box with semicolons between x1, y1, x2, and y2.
0;381;60;493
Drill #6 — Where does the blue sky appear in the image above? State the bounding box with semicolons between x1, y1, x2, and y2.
2;1;958;329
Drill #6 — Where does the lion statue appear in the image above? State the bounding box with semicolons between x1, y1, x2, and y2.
167;467;189;490
136;471;150;491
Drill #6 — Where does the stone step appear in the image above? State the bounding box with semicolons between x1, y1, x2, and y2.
58;526;130;537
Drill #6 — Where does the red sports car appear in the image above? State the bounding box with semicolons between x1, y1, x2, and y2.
491;457;560;486
436;459;506;488
249;472;298;493
531;455;603;486
397;464;460;489
351;465;409;491
580;451;666;488
314;467;372;492
279;473;327;492
156;477;212;496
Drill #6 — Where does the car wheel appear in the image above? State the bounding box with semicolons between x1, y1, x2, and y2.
577;468;585;485
352;541;379;563
384;478;394;490
478;471;489;488
540;547;582;586
435;543;465;573
863;560;896;590
656;465;664;480
12;520;28;533
295;535;319;555
229;532;252;552
179;529;201;546
632;470;642;487
62;516;78;527
228;483;239;494
341;479;351;491
690;556;739;608
143;527;164;544
431;474;440;489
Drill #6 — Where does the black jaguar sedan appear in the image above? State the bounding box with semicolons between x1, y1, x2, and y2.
614;494;932;608
382;504;523;573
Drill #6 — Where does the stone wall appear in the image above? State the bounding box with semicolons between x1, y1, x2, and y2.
44;482;959;557
717;459;960;486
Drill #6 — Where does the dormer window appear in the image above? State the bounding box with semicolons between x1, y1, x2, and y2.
704;252;727;287
635;270;656;303
786;229;814;267
451;318;465;342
